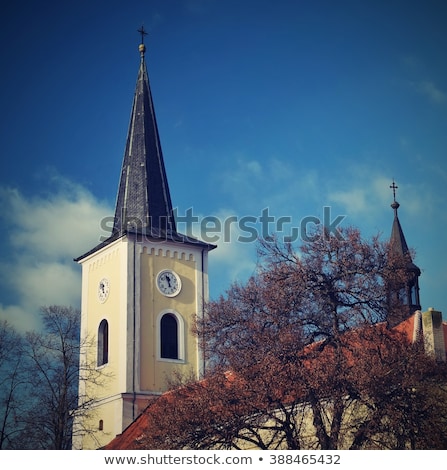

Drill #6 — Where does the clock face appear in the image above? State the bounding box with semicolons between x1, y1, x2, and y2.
98;278;110;303
156;270;181;297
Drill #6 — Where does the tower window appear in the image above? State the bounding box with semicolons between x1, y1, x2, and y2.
160;313;179;359
97;319;109;366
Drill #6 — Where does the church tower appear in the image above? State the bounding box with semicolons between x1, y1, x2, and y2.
387;180;421;323
73;32;216;450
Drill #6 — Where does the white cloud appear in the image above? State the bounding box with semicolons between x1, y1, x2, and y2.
329;176;380;218
329;187;369;215
327;168;399;221
3;173;112;257
0;178;112;333
0;304;41;333
9;260;81;308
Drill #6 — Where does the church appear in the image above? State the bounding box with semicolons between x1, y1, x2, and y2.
72;34;446;450
72;32;216;450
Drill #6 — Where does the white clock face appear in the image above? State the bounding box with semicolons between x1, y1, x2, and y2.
98;278;110;303
156;270;181;297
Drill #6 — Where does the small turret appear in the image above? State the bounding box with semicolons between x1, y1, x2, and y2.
387;180;421;320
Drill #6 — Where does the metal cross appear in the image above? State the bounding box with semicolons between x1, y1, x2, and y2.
138;25;148;44
390;179;398;201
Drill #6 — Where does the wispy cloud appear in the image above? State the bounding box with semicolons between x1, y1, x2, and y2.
327;170;400;223
410;80;447;104
326;165;438;231
400;55;447;105
217;156;319;216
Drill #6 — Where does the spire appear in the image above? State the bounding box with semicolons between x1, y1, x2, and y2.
388;179;421;317
113;28;176;235
389;179;411;258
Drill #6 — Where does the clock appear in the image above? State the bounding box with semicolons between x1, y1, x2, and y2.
98;278;110;303
156;270;181;297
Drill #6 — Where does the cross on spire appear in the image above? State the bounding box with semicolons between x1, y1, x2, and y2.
390;179;398;202
138;25;148;44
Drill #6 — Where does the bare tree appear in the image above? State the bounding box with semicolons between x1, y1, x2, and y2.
0;321;28;449
121;226;447;450
13;306;109;449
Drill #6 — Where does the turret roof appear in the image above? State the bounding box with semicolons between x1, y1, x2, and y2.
389;181;420;274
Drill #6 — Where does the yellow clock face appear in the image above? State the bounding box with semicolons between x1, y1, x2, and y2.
156;270;181;297
98;278;110;303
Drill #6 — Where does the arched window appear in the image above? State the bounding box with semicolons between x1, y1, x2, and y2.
97;319;109;366
160;313;179;360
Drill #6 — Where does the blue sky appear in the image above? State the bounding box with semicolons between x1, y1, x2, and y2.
1;0;446;331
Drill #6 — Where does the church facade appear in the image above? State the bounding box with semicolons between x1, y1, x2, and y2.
72;36;215;450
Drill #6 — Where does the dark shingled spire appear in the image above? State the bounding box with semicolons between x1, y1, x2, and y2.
112;35;176;235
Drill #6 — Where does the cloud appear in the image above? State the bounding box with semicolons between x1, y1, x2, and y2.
329;187;369;215
184;0;218;14
3;184;109;259
209;234;257;298
328;174;391;218
400;56;446;105
325;166;441;248
175;206;258;297
217;156;320;216
410;80;447;105
0;177;112;333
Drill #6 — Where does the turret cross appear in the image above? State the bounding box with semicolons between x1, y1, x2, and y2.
390;179;398;202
